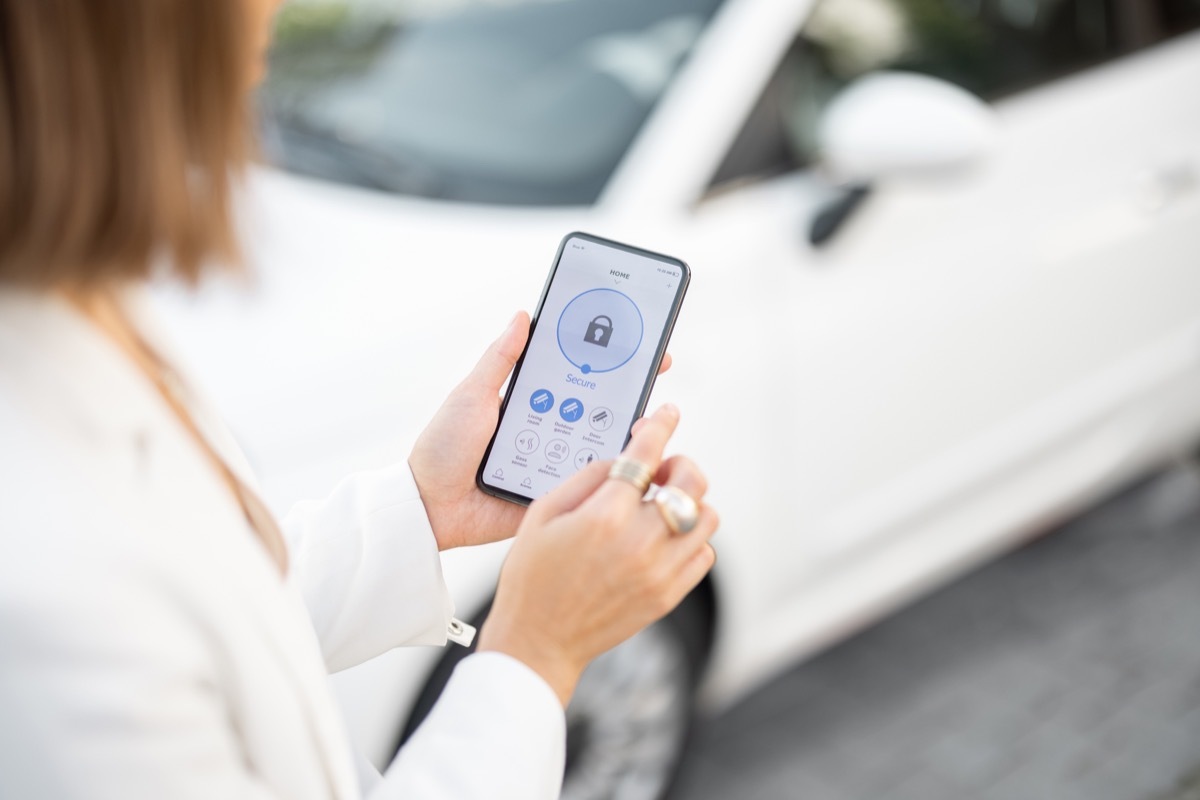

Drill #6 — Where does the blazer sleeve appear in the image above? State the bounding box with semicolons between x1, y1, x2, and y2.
281;462;455;673
363;653;567;800
282;465;569;799
0;548;566;800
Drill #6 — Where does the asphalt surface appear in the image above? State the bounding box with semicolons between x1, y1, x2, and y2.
672;465;1200;800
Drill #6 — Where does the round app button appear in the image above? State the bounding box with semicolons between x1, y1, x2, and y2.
574;448;599;470
559;397;585;423
556;289;644;375
588;406;615;432
514;430;539;454
529;389;554;414
545;439;570;464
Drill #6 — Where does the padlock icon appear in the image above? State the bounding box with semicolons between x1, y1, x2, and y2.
584;315;613;348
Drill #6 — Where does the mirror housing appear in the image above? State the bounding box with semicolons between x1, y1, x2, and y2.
817;71;998;184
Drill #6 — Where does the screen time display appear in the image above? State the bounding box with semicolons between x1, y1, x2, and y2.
481;234;686;502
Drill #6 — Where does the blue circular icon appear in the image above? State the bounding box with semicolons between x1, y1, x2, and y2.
529;389;554;414
557;289;644;375
558;397;585;423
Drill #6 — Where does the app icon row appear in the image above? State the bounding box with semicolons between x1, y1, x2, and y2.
513;430;598;470
528;389;613;431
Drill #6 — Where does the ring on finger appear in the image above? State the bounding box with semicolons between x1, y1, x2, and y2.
652;485;700;534
608;456;654;495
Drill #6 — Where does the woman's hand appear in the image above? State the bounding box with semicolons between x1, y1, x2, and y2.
477;404;718;706
409;312;672;551
409;312;531;551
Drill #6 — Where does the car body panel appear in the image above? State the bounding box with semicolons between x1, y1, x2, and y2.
154;0;1200;767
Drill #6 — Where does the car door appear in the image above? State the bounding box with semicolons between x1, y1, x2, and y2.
683;0;1200;621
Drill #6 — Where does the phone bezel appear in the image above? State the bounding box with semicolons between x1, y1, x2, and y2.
474;231;691;506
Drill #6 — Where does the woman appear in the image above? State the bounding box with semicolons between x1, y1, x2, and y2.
0;2;718;799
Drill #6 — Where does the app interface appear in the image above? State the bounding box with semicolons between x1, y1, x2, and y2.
483;236;684;501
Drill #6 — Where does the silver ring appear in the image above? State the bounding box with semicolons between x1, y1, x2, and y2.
608;457;653;495
653;485;699;534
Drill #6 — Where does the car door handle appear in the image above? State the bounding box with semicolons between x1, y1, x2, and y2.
1132;163;1197;214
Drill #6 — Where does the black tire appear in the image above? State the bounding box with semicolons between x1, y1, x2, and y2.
395;586;714;800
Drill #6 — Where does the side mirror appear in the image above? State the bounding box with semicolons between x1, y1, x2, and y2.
817;71;998;184
808;71;998;246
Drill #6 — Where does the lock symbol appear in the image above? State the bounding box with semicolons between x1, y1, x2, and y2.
585;315;613;348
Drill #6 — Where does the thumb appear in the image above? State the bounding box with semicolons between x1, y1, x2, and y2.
466;311;529;392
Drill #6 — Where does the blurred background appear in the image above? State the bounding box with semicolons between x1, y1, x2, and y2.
155;0;1200;797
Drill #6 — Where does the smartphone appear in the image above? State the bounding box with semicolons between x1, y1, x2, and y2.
476;231;691;505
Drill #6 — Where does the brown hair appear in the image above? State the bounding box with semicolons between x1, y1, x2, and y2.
0;2;289;574
0;0;253;288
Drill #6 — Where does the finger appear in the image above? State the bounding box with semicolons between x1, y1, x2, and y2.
622;404;679;468
651;455;708;502
657;353;673;375
629;395;676;443
465;312;530;392
524;459;611;525
589;404;679;505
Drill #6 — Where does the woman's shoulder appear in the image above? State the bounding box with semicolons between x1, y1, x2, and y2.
0;293;150;557
0;291;252;597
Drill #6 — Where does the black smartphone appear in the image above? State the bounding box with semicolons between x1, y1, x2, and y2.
476;231;691;505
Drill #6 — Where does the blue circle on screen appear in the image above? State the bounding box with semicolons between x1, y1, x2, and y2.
556;289;644;374
559;398;585;423
529;389;554;413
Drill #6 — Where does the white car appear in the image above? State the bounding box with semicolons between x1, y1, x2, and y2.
156;0;1200;797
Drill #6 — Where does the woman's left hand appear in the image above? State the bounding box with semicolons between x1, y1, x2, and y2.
409;311;672;550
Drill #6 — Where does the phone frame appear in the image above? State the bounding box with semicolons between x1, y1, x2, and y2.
475;231;691;506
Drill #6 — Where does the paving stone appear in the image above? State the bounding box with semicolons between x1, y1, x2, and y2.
673;467;1200;800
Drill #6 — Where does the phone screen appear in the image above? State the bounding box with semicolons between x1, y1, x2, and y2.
478;232;689;504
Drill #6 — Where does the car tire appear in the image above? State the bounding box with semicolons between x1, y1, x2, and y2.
395;589;713;800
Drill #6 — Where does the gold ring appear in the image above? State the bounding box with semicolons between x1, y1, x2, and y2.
608;457;654;495
653;485;699;534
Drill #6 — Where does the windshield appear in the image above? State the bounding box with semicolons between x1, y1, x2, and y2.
260;0;725;206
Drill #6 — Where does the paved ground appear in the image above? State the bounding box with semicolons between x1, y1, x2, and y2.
672;465;1200;800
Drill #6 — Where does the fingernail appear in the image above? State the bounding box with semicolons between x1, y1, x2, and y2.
504;312;521;335
660;403;679;418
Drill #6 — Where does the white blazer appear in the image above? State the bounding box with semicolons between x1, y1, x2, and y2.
0;290;565;799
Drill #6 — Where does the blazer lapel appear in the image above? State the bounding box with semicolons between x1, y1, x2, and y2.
218;524;362;800
0;289;360;800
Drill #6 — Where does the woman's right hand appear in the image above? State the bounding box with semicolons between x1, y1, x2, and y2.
477;404;718;706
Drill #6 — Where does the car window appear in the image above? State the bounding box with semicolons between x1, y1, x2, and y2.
709;0;1129;193
261;0;725;206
